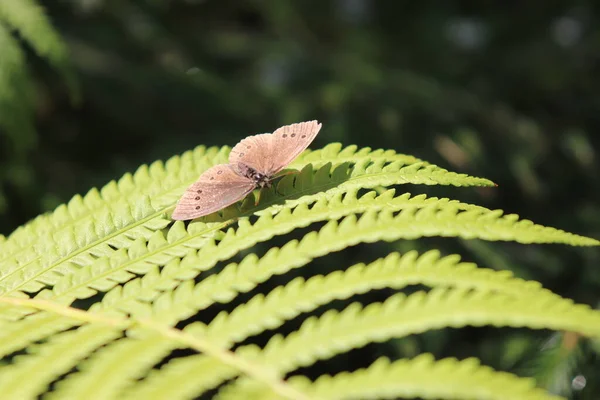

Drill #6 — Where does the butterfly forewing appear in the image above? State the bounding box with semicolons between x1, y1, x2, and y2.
172;164;255;220
270;120;322;174
228;133;275;174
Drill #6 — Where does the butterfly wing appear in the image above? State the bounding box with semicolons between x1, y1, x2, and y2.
269;120;322;175
172;164;255;220
228;133;275;175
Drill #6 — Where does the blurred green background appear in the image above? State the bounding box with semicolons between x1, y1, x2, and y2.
1;1;599;397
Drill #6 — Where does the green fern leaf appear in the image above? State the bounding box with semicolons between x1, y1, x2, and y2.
217;287;600;398
45;334;174;400
1;142;414;257
231;355;563;400
0;144;228;296
35;192;480;309
259;287;600;368
41;189;597;320
116;282;600;399
199;251;564;348
0;312;78;356
121;354;238;400
1;141;598;400
149;202;594;317
0;149;496;301
0;298;305;400
0;194;174;295
0;145;226;279
0;326;120;400
293;142;428;167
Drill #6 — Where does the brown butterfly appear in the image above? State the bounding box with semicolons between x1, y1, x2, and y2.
172;120;322;220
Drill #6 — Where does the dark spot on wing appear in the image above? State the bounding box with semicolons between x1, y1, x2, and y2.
195;196;200;200
240;152;245;157
301;135;306;138
217;170;223;174
291;133;296;137
210;177;214;180
282;134;288;138
195;206;201;210
246;145;251;149
197;190;202;194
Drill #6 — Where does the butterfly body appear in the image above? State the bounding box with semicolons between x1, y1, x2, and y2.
235;163;272;188
172;120;322;220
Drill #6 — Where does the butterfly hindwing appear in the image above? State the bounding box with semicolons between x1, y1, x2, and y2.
172;164;255;220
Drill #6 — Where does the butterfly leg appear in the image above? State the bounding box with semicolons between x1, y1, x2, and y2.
254;187;262;206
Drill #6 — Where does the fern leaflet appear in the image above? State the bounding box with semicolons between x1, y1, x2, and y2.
228;355;563;400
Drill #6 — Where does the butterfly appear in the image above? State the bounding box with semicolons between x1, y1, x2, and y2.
172;120;322;220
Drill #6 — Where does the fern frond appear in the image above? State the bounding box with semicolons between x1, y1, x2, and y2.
0;195;174;295
217;287;600;398
0;296;127;353
0;142;428;262
0;299;309;400
261;288;600;370
0;148;415;298
0;0;79;101
199;251;564;348
129;285;598;400
256;159;494;218
2;189;595;349
0;325;120;400
53;325;309;400
3;141;490;252
3;143;415;247
0;145;226;279
292;142;490;187
0;146;228;297
0;141;496;301
45;334;173;400
292;142;428;167
231;355;563;400
121;354;238;400
51;190;596;318
45;192;461;310
2;137;597;399
133;204;594;320
24;189;477;303
0;312;80;356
